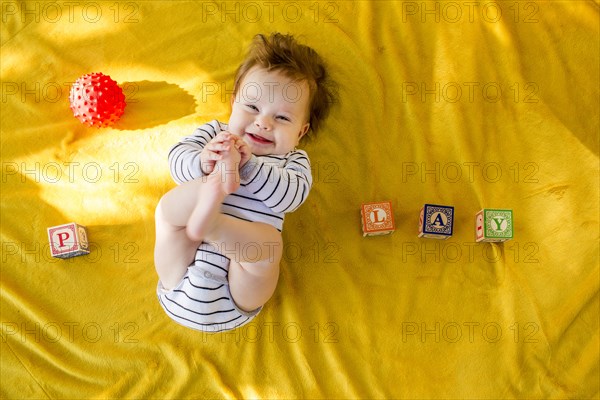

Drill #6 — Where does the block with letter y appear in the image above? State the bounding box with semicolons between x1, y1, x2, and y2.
475;209;513;242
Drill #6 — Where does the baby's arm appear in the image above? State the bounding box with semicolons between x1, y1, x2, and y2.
239;151;313;214
168;120;225;184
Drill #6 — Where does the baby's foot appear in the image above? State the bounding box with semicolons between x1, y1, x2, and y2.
186;140;241;241
212;140;241;195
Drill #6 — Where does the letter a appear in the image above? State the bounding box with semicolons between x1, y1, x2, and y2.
432;213;445;227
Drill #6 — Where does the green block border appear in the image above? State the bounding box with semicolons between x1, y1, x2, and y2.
483;209;513;239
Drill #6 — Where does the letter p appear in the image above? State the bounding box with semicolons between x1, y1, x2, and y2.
202;2;218;23
57;232;70;248
402;322;419;342
402;82;419;102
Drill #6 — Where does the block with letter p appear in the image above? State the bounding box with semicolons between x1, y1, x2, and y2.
361;201;396;236
418;204;454;239
475;209;513;242
48;222;90;258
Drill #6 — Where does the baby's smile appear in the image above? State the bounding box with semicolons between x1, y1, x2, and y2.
245;132;274;145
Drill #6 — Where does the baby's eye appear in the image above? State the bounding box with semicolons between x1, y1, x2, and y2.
276;115;291;122
245;104;259;112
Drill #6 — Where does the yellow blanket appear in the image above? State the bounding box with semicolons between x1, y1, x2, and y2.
2;1;598;398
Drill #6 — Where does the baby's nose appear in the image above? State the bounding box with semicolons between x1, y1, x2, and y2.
255;116;273;130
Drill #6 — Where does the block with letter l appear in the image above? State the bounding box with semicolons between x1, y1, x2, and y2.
361;201;396;237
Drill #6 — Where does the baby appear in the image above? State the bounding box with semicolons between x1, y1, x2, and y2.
154;33;335;332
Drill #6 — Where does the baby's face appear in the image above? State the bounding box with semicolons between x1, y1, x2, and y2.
228;67;311;156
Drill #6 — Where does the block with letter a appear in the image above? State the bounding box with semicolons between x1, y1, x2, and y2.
48;222;90;258
418;204;454;239
361;201;396;237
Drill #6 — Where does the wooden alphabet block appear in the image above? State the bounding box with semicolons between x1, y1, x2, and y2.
361;201;396;237
475;209;513;242
48;222;90;258
418;204;454;239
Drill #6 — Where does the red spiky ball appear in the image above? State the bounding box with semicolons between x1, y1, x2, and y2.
69;72;126;128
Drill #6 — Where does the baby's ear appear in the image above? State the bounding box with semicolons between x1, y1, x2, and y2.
299;122;310;140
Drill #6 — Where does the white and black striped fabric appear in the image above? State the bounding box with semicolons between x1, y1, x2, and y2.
168;120;313;232
157;121;313;332
157;242;260;333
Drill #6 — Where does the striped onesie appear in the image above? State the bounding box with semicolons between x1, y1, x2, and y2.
157;120;313;332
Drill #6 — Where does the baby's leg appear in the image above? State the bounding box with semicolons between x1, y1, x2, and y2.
154;178;210;289
154;143;237;289
186;146;283;311
155;144;282;310
206;216;283;312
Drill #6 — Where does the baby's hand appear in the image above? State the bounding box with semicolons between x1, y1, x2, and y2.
200;131;235;174
231;136;252;168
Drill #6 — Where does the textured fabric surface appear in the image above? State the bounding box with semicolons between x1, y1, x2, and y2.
1;1;598;398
